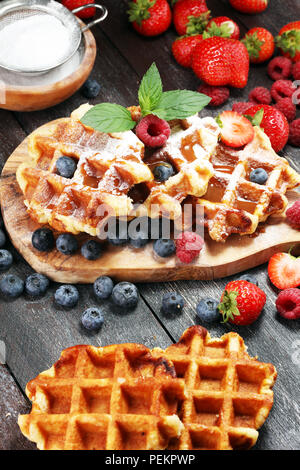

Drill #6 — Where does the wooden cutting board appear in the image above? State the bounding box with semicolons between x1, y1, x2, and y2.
0;122;299;284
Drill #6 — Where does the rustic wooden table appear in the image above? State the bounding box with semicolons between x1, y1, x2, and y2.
0;0;299;451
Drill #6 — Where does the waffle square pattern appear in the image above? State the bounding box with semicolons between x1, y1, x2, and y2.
19;327;277;450
153;326;277;450
18;343;185;450
16;105;219;236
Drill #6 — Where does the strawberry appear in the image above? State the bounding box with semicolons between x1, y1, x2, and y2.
276;21;300;63
172;34;203;67
217;111;254;148
127;0;172;37
229;0;268;14
206;16;240;40
245;104;289;152
191;37;249;88
173;0;210;36
218;280;266;325
242;27;274;64
62;0;95;18
268;251;300;290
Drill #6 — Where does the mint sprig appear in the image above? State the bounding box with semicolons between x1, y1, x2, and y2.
81;62;211;133
138;63;163;115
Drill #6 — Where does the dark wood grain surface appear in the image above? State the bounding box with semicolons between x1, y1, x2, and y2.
0;0;299;450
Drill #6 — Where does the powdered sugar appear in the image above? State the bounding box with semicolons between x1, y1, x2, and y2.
0;14;71;71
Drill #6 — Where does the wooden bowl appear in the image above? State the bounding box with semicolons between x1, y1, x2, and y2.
0;26;96;112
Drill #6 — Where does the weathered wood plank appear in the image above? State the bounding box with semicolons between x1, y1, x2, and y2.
0;365;35;450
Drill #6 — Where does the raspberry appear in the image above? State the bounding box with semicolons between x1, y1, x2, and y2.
288;118;300;147
232;102;252;114
276;288;300;320
270;79;296;102
267;56;292;81
135;115;170;148
249;86;271;105
292;61;300;80
286;200;300;226
274;97;296;122
176;231;204;264
197;84;230;106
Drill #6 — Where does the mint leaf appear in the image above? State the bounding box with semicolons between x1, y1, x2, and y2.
152;90;211;120
138;63;163;115
81;103;135;133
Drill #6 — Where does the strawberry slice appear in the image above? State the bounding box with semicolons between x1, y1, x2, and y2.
217;110;254;147
268;251;300;289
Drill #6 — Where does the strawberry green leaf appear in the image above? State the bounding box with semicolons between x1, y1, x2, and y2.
276;29;300;58
203;21;232;39
138;62;163;116
186;11;210;35
152;90;211;120
244;108;264;127
81;103;136;133
215;114;223;128
127;0;155;26
218;290;240;323
242;32;264;59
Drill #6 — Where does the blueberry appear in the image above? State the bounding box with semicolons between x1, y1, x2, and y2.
81;79;101;99
162;292;184;315
56;234;78;255
0;274;24;298
0;229;6;248
250;168;268;185
153;239;176;258
93;276;114;300
107;221;129;246
153;163;174;182
129;228;149;248
55;284;79;308
0;249;13;271
81;307;104;331
112;282;139;309
25;273;50;297
32;228;55;252
237;274;259;286
81;240;103;260
56;156;77;179
196;298;219;323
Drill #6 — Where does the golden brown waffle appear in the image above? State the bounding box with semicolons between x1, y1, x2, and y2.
18;343;185;450
195;127;300;242
16;110;152;236
141;115;220;219
153;326;277;450
16;105;219;235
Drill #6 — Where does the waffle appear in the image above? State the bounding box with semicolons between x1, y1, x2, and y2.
16;104;219;235
194;127;300;242
16;106;152;236
141;115;220;219
18;342;185;450
153;326;277;450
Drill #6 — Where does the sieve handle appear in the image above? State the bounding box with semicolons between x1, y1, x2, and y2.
72;4;108;32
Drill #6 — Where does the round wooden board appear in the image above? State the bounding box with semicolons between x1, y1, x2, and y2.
0;119;300;284
0;22;96;112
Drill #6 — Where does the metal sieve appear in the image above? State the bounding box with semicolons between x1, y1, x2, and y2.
0;0;108;74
